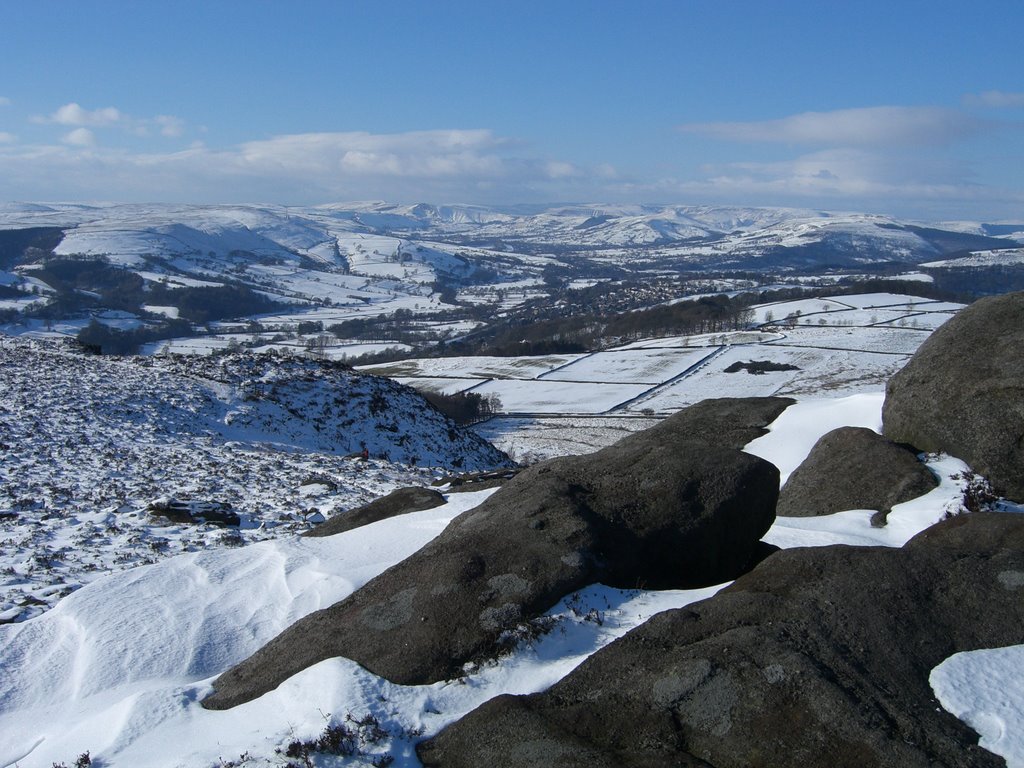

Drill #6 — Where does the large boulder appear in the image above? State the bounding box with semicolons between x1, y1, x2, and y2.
147;498;240;527
303;486;446;537
419;512;1024;768
202;397;792;709
883;291;1024;500
776;427;938;519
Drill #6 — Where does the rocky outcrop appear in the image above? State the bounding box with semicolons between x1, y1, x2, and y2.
776;427;938;520
431;468;522;492
202;397;792;709
419;512;1024;768
883;291;1024;500
147;499;240;527
303;487;446;537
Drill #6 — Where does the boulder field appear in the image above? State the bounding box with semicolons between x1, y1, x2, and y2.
418;512;1024;768
418;292;1024;766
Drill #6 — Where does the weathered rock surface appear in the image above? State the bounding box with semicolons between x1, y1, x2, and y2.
777;427;938;519
147;499;240;527
419;512;1024;768
303;486;446;538
883;291;1024;500
431;468;522;493
202;397;792;709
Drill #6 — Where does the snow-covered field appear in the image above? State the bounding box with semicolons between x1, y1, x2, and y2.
875;311;960;330
540;348;711;384
631;345;908;411
469;379;650;414
362;354;582;381
474;416;657;464
378;294;963;431
394;377;484;396
613;330;783;349
750;294;957;325
923;247;1024;268
764;324;932;354
2;391;1021;768
145;336;414;361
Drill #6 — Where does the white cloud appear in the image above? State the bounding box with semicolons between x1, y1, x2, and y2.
663;104;1022;217
964;90;1024;109
679;106;980;148
0;132;14;143
0;128;608;206
0;123;1015;219
132;115;187;138
154;115;185;138
238;130;508;178
712;148;971;191
544;160;581;179
613;145;1022;220
62;128;96;147
32;102;187;140
0;97;11;107
47;102;122;127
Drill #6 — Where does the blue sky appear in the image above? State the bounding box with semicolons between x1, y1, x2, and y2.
2;0;1023;219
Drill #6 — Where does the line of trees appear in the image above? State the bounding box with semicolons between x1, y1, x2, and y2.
27;259;283;323
421;390;501;425
76;318;195;355
442;292;764;357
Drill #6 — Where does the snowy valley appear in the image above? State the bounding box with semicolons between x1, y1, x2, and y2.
1;202;1022;363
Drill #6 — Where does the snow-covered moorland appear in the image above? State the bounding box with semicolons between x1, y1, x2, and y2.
0;337;508;624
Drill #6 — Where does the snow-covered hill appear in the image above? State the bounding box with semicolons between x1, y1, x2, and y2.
0;337;510;624
0;201;1017;359
1;201;1016;289
923;247;1024;269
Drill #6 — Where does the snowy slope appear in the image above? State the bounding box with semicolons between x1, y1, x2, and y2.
0;337;510;624
922;247;1024;268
